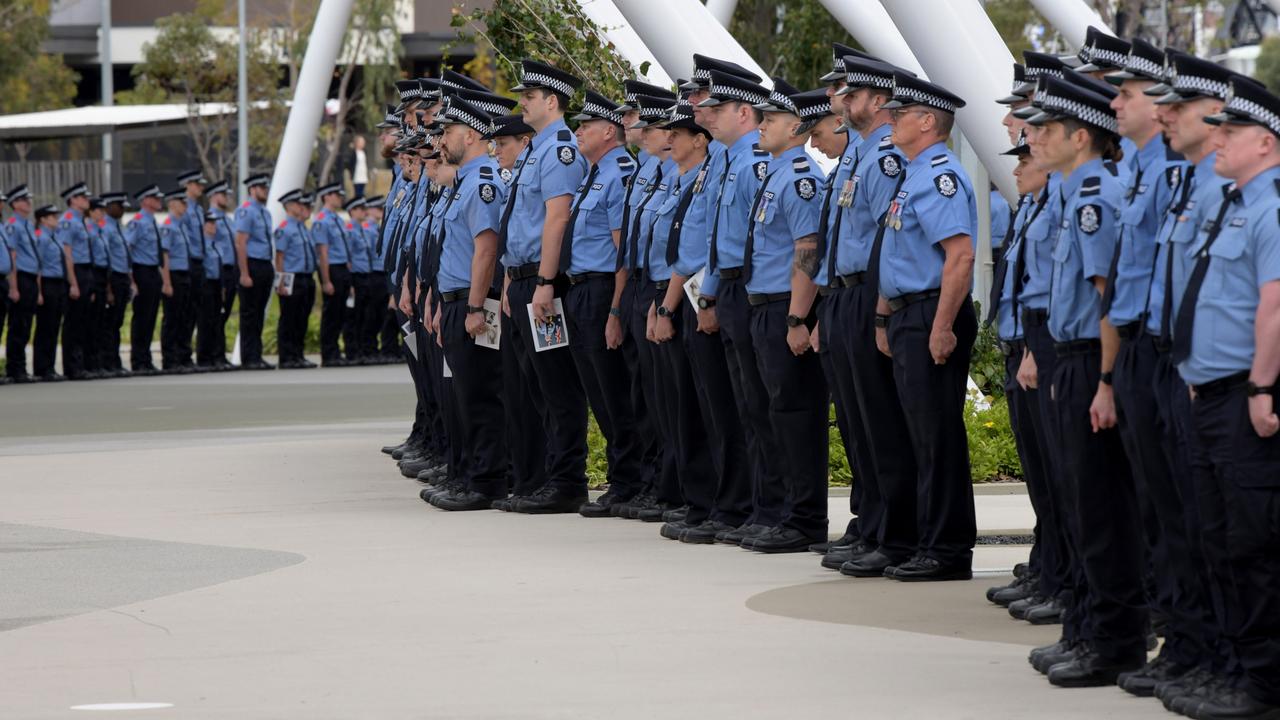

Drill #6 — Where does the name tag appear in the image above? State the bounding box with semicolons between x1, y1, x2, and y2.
1229;217;1247;227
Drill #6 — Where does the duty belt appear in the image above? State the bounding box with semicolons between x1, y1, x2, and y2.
654;279;670;290
1115;322;1143;340
568;271;612;285
440;288;469;303
998;339;1025;357
718;266;743;280
887;289;940;313
747;292;790;306
1191;371;1249;399
1053;339;1101;357
505;262;540;280
835;271;866;288
1022;308;1048;328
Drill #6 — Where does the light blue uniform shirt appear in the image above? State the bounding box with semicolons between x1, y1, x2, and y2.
1048;158;1123;342
58;209;93;265
36;225;70;279
0;224;11;275
125;209;163;266
438;156;504;294
1018;175;1062;312
996;195;1035;341
990;189;1011;252
103;216;130;273
348;218;374;274
233;198;274;261
210;208;236;268
639;158;679;277
88;219;109;268
199;221;222;280
623;155;664;272
182;198;205;261
160;214;195;272
567;146;633;275
645;163;686;282
1178;165;1280;384
502;118;588;267
746;145;823;295
1147;153;1228;337
275;217;318;274
1108;135;1186;326
703;129;768;298
312;208;352;265
877;142;977;299
670;158;714;279
6;214;40;274
815;131;861;287
837;123;903;276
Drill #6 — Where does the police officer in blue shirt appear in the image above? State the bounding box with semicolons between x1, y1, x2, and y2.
342;196;375;363
1025;75;1147;686
195;209;230;371
824;56;923;578
57;182;93;380
500;59;590;514
696;70;784;544
98;193;133;377
1167;78;1280;720
313;181;354;366
274;189;318;369
234;173;276;370
85;197;112;378
204;180;238;369
732;81;828;553
34;203;75;381
874;72;979;581
125;185;164;374
177;169;206;286
1073;29;1140;170
0;194;13;385
160;189;198;373
4;185;40;382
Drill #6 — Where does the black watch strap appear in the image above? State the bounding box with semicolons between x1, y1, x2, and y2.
697;297;716;309
534;275;554;286
466;305;486;314
1100;371;1114;386
1247;381;1274;396
786;314;804;328
874;314;890;329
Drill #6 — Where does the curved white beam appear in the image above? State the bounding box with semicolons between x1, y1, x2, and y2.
577;0;674;87
817;0;925;77
1027;0;1112;50
705;0;738;27
612;0;766;85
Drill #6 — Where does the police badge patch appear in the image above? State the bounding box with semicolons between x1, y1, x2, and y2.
558;146;576;165
879;155;901;177
754;161;768;181
795;177;816;201
499;167;513;184
1078;204;1101;234
934;172;958;197
479;183;496;204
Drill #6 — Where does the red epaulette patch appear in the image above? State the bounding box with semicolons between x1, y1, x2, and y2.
361;222;368;229
346;223;353;230
64;211;73;220
316;211;325;220
242;201;251;208
98;220;106;227
279;220;288;229
164;217;171;225
6;217;14;224
34;229;41;236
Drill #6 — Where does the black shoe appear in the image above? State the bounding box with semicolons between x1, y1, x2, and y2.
886;555;972;582
1029;640;1074;674
680;520;736;544
512;486;587;514
1012;562;1028;578
1025;598;1064;625
435;490;502;512
717;523;771;546
636;501;678;523
740;526;781;550
659;521;692;540
0;375;11;385
579;490;636;518
810;532;857;555
132;365;160;376
1191;687;1280;720
1035;641;1086;675
822;541;874;571
321;357;350;367
989;575;1037;607
491;496;517;512
1169;674;1233;716
114;368;134;378
400;457;443;478
415;465;448;484
382;442;405;456
1156;667;1214;703
39;372;65;382
66;370;92;381
840;548;902;577
750;528;824;554
1047;650;1144;688
661;505;689;523
1008;593;1048;620
391;441;421;461
243;360;275;370
11;373;37;384
1118;655;1192;698
614;493;653;519
298;359;317;369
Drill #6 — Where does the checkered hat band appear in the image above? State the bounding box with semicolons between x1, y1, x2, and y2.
403;88;421;100
1040;92;1118;134
625;92;637;104
446;107;490;134
1124;55;1163;79
522;71;575;97
1174;75;1228;100
710;83;768;106
848;71;893;89
583;101;624;125
1086;46;1128;68
831;55;846;74
898;87;957;114
441;80;463;89
383;113;398;124
1227;96;1280;136
693;68;710;82
1026;67;1063;80
474;100;510;117
768;89;797;113
796;101;830;120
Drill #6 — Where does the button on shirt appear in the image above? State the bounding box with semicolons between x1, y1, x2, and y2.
1177;165;1280;385
36;227;69;278
125;210;163;266
837;123;903;276
1048;158;1123;342
59;209;92;265
877;142;977;299
6;215;40;274
670;159;715;279
746;145;823;295
502;118;588;267
703;129;768;298
275;218;317;274
210;207;236;267
1108;136;1186;325
1146;153;1225;337
313;209;352;265
161;214;195;272
438;156;504;294
567;146;632;276
233;199;275;261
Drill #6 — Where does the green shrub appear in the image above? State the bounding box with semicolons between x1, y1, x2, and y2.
965;395;1022;482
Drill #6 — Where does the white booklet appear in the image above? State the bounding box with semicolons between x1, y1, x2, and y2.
442;357;452;378
474;297;502;350
527;297;570;352
682;267;706;308
274;271;295;296
401;321;419;360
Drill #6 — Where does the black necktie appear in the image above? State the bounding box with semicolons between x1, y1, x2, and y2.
706;148;732;272
628;165;663;273
149;215;163;260
818;165;840;287
1008;191;1048;337
1157;166;1197;344
333;213;351;264
559;164;600;274
667;163;704;267
497;146;532;260
219;217;234;265
24;221;42;274
1099;165;1146;316
1171;187;1241;364
615;159;640;272
984;200;1020;326
741;169;776;285
865;171;910;299
424;187;459;285
85;218;100;266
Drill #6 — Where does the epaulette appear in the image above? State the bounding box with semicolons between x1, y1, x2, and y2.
930;155;948;167
478;166;494;179
34;229;41;236
279;220;288;228
617;156;636;171
163;217;172;225
878;135;893;149
316;211;326;220
346;222;354;230
752;142;768;156
6;217;14;224
791;157;811;174
242;201;251;208
1080;177;1102;197
557;129;572;142
1166;165;1182;191
64;211;73;220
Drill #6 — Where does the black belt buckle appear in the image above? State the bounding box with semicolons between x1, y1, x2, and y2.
1115;322;1141;340
441;288;469;303
838;272;866;288
654;280;670;290
719;267;743;280
887;289;940;313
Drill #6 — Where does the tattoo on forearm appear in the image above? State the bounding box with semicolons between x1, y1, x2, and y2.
793;235;820;279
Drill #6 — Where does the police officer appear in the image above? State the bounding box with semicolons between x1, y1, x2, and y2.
34;203;75;381
274;189;318;369
557;89;648;515
196;209;229;371
1025;75;1147;686
3;185;39;382
126;185;165;375
0;194;13;385
85;197;111;378
824;57;922;577
57;182;94;380
365;194;398;362
99;192;133;377
342;196;374;363
313;181;355;366
205;180;238;370
177;169;207;294
874;72;978;581
1172;76;1280;720
234;173;276;370
500;59;590;514
160;189;197;373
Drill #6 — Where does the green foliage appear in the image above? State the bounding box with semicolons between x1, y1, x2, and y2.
0;0;78;114
449;0;642;103
828;403;853;486
730;0;856;84
985;0;1044;59
966;396;1022;482
969;304;1007;400
1255;36;1280;92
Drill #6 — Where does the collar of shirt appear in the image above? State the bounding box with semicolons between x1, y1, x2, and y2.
860;122;893;152
905;140;952;173
1236;163;1280;205
1059;156;1110;198
534;117;570;148
767;143;810;173
1133;132;1166;173
456;153;490;181
728;128;761;159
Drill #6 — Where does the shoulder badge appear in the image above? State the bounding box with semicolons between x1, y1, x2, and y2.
930;155;948;167
878;135;893;149
879;155;901;177
754;161;768;181
479;183;496;204
479;166;494;179
279;220;288;229
34;229;41;237
791;157;811;174
558;146;576;165
346;222;354;230
316;211;326;220
64;211;73;220
1080;178;1102;197
242;201;251;208
557;129;572;142
6;217;14;224
163;217;172;225
794;177;816;201
499;167;514;184
752;142;767;156
934;172;959;198
1077;204;1101;234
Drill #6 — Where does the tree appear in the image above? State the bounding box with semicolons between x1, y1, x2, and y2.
1254;35;1280;91
730;0;856;85
0;0;78;115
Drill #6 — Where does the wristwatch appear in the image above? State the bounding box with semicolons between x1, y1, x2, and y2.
534;275;554;286
608;306;623;318
657;305;674;318
697;297;717;310
1247;381;1274;397
466;305;486;315
874;314;890;329
1100;371;1114;386
786;314;804;328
